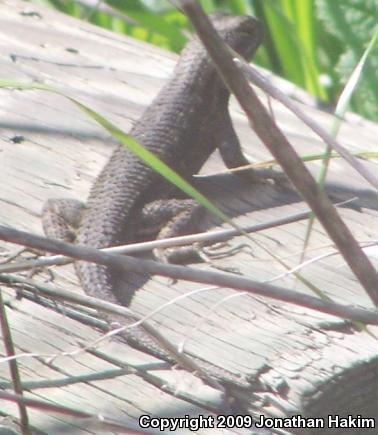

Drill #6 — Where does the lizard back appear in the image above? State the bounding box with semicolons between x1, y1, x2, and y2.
76;14;263;331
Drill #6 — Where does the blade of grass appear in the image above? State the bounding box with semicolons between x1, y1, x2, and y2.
75;94;338;301
302;29;378;258
0;79;331;301
292;0;327;99
0;81;245;235
259;0;327;101
74;100;233;224
251;151;378;172
261;1;305;87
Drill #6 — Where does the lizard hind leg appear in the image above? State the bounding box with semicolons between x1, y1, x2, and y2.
41;198;86;243
140;198;205;264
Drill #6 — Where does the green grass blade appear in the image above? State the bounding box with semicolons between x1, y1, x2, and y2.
0;80;234;228
261;1;305;87
0;79;334;303
301;29;378;266
73;100;232;224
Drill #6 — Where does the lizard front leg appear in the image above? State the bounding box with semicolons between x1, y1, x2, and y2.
216;106;285;183
215;105;258;180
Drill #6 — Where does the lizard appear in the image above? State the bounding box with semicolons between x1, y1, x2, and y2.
42;14;264;388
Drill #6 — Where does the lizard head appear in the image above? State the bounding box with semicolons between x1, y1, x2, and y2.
173;14;264;88
209;13;264;60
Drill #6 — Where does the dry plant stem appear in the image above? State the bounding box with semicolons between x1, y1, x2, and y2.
0;204;351;275
0;210;307;273
0;286;217;413
0;391;147;434
87;350;226;414
0;288;30;435
0;368;132;390
0;365;218;412
1;225;378;325
0;273;147;324
0;208;312;274
0;251;222;391
236;60;378;190
179;0;378;307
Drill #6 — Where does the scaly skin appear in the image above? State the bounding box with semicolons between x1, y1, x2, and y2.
43;15;264;387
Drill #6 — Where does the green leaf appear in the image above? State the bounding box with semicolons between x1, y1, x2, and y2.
0;79;331;306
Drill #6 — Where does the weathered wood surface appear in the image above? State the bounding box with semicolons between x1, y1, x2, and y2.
1;1;378;434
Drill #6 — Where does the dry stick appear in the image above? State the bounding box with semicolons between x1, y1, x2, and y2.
0;289;30;435
0;362;220;413
0;208;311;274
0;239;223;391
0;202;353;275
178;0;378;307
0;367;134;391
236;60;378;190
0;278;220;413
1;225;378;325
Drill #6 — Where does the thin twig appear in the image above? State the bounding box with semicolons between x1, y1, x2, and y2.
0;367;133;390
1;225;378;324
235;59;378;190
0;272;223;391
0;207;313;274
0;200;355;275
0;288;30;435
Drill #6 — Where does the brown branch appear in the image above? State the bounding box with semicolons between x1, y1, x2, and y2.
0;207;313;274
0;289;30;435
235;59;378;190
177;0;378;307
1;225;378;325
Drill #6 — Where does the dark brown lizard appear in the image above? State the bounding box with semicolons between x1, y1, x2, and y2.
42;14;264;387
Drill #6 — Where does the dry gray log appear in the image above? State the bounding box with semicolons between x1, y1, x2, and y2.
1;1;378;434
